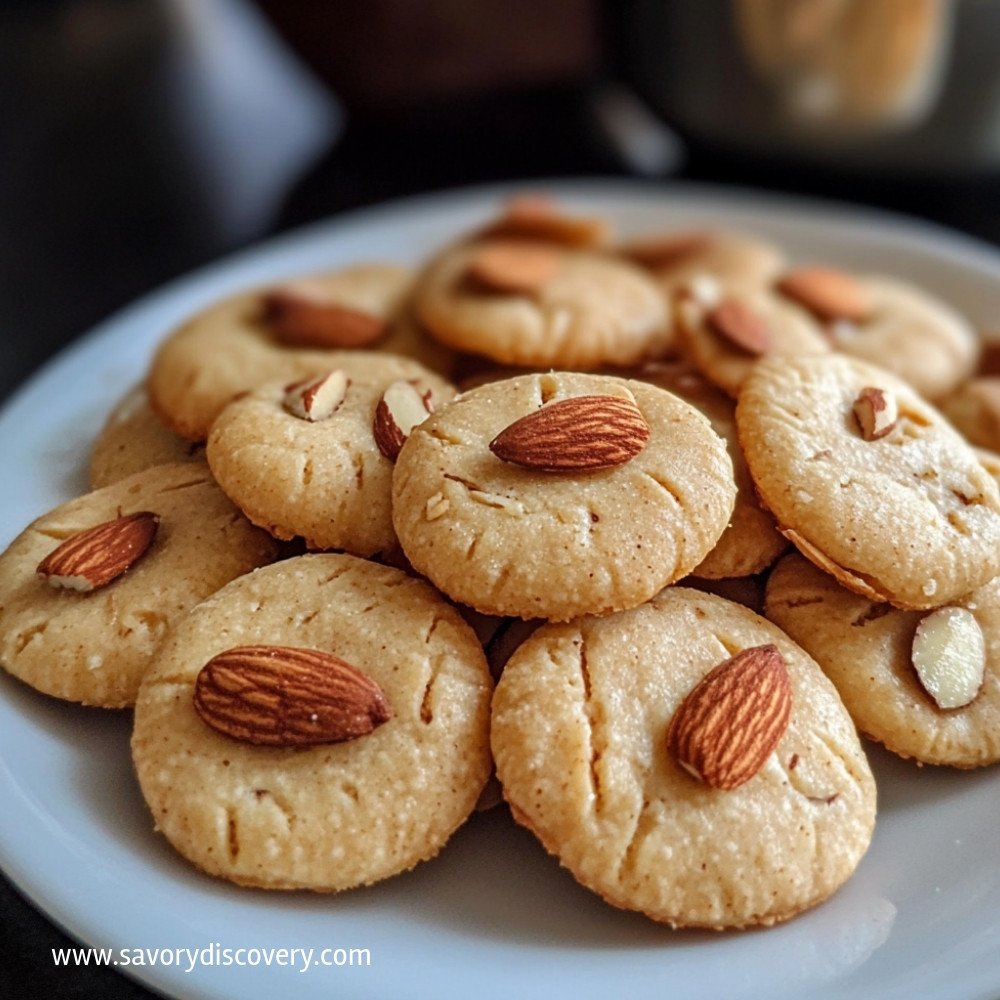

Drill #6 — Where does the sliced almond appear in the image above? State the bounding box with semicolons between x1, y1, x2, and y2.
706;298;771;355
466;241;561;296
620;231;711;270
483;196;608;248
852;386;898;440
194;645;392;747
775;267;872;323
37;512;160;592
489;394;650;473
262;288;386;349
283;370;349;422
668;644;792;790
911;607;986;710
373;380;435;461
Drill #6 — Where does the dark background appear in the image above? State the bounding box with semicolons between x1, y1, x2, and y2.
3;1;1000;997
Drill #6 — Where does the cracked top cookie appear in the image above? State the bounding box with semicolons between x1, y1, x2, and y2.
766;553;1000;768
0;463;278;707
737;354;1000;609
491;587;876;928
148;264;450;441
391;372;736;621
206;358;454;555
131;553;493;891
413;240;672;369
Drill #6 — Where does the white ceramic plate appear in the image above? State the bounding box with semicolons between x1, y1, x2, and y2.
3;180;1000;1000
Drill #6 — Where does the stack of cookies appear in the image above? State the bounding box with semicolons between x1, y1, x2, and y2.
2;194;998;931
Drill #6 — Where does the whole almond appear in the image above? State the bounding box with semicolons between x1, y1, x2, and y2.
667;644;792;790
466;241;561;295
37;512;160;592
483;196;608;248
283;370;349;422
373;380;434;461
706;298;771;355
911;607;986;710
853;386;898;440
620;231;711;270
776;267;871;323
489;394;650;472
262;289;386;348
194;645;392;747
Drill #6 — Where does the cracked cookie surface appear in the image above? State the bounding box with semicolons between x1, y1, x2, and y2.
392;372;736;620
737;354;1000;609
0;463;278;707
491;587;876;928
206;359;453;555
131;553;493;890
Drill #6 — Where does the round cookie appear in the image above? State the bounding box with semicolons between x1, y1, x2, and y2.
148;263;439;441
89;385;204;488
620;227;786;298
675;281;830;398
766;552;1000;768
392;372;736;621
131;553;493;890
940;377;1000;451
775;268;979;401
413;240;672;369
0;463;278;707
207;358;454;554
492;587;877;929
737;354;1000;609
636;363;787;578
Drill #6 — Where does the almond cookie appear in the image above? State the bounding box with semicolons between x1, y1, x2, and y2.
766;552;1000;768
89;385;203;489
636;363;787;578
492;587;876;928
148;264;442;441
131;553;493;891
675;280;830;398
413;240;672;369
940;377;1000;451
620;227;786;298
0;464;278;707
206;358;454;555
775;268;979;401
392;372;736;621
738;354;1000;609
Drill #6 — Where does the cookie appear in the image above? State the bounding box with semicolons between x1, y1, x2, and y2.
766;552;1000;768
737;354;1000;609
413;240;672;369
775;267;979;401
206;358;454;554
392;372;736;620
0;463;278;707
89;385;204;489
636;363;787;578
491;587;876;928
148;264;437;441
675;281;830;397
940;377;1000;451
131;553;493;890
621;227;785;297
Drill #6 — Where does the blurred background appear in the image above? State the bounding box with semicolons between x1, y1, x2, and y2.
2;0;1000;994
